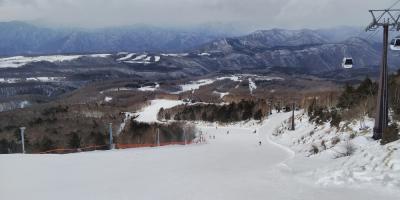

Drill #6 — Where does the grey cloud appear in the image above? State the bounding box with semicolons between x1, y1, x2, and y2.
0;0;396;30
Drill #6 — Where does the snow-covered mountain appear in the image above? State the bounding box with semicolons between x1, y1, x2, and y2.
0;21;237;56
198;29;396;73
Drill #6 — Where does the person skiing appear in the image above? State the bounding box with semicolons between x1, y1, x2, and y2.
259;141;262;146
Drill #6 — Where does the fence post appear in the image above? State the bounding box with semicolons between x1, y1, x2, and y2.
109;123;114;150
20;127;26;154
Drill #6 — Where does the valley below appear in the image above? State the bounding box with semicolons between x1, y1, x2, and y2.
1;24;400;200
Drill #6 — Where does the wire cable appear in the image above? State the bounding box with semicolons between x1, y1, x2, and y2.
388;0;400;9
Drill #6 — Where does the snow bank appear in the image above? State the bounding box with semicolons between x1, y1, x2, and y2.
272;113;400;189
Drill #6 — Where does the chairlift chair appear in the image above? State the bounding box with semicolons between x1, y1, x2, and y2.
342;57;353;69
390;36;400;51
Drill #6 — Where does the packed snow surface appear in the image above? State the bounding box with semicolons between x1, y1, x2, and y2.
135;99;184;123
0;109;398;200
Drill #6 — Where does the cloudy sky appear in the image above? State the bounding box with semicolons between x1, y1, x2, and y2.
0;0;396;30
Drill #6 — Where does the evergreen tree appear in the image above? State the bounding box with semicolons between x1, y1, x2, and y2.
69;132;81;148
254;109;263;120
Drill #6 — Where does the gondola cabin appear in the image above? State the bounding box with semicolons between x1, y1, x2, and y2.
390;37;400;51
342;57;353;69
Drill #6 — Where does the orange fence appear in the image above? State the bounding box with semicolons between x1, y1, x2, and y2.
36;141;193;154
38;144;109;154
116;141;192;149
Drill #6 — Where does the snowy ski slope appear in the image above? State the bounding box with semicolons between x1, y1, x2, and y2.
0;109;398;200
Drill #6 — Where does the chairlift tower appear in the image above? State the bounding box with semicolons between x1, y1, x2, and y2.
366;9;400;139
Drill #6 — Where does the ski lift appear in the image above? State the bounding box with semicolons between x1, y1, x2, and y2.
342;57;353;69
390;36;400;51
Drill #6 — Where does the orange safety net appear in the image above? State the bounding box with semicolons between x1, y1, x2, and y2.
36;141;193;154
38;144;109;154
116;141;193;149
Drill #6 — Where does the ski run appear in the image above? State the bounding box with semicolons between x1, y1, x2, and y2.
0;99;399;200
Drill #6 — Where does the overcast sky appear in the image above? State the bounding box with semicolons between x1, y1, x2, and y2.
0;0;396;30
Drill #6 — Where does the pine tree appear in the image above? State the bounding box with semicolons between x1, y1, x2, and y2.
69;132;81;148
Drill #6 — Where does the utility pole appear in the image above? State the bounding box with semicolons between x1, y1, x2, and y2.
366;9;400;140
20;127;26;154
157;128;160;146
291;102;295;131
109;123;113;150
184;127;187;145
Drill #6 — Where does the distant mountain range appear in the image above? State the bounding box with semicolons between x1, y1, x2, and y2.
0;23;397;79
0;21;384;57
0;21;242;56
0;25;396;108
195;29;394;73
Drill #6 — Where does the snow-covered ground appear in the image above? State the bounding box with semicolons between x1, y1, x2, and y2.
138;83;160;92
118;54;161;64
172;79;215;94
0;54;110;68
161;53;189;57
99;87;136;94
117;112;137;135
248;78;257;94
172;74;280;94
135;99;184;123
272;113;400;190
104;96;113;102
213;91;229;98
1;110;398;200
116;53;136;61
0;77;66;83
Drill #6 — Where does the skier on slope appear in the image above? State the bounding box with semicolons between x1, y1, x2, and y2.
259;141;262;146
